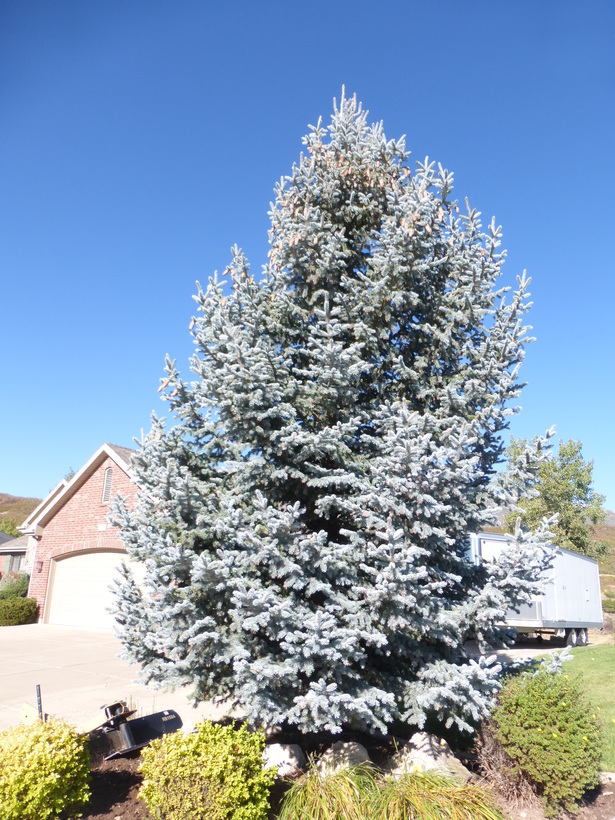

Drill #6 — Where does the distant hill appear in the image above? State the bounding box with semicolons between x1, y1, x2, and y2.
463;507;615;576
603;509;615;528
0;493;42;526
594;520;615;576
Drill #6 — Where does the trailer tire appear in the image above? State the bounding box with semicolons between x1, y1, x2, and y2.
577;628;588;646
565;628;578;647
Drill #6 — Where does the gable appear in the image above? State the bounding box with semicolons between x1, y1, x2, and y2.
42;456;136;544
21;443;136;534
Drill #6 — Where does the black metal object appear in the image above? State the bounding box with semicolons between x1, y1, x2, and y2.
89;701;183;760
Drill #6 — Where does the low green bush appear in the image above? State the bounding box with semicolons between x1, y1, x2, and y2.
0;717;90;820
477;668;604;817
0;571;28;598
0;596;37;625
0;571;29;599
602;597;615;613
139;721;276;820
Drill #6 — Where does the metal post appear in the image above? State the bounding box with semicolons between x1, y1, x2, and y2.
36;684;43;721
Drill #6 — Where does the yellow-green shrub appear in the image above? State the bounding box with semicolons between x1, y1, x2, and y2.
139;721;276;820
0;717;90;820
478;668;604;817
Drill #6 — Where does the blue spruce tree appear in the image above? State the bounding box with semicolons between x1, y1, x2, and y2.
112;93;553;735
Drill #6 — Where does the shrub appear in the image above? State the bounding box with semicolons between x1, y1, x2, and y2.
139;720;276;820
278;765;377;820
602;598;615;613
0;596;37;625
477;668;604;817
0;572;29;600
0;717;90;820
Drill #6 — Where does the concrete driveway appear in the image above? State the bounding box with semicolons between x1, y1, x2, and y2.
0;625;570;734
0;624;231;732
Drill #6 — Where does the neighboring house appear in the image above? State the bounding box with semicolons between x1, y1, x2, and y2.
20;443;137;629
0;532;15;546
0;532;27;580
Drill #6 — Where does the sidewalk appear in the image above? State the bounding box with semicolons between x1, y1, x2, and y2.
0;624;231;732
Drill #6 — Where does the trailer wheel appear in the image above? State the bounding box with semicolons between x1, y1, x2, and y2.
577;628;588;646
565;628;578;647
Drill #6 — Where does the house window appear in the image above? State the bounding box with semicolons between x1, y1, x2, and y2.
102;467;113;503
8;554;25;573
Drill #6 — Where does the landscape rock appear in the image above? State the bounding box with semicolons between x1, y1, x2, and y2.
315;741;370;776
384;731;473;783
262;743;307;777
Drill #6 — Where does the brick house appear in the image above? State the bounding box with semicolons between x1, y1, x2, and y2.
0;533;28;580
21;443;137;629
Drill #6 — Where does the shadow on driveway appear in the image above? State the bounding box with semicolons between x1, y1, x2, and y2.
0;624;232;732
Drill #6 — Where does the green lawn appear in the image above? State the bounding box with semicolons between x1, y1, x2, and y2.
567;645;615;771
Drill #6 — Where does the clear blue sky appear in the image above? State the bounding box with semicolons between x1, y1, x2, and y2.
1;1;614;509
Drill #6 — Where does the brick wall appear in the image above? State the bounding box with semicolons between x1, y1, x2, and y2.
29;457;137;619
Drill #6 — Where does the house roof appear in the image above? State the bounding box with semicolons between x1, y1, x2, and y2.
20;443;136;535
0;534;28;554
0;531;16;546
106;443;136;466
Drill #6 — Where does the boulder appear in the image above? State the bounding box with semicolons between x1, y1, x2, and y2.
315;741;370;776
384;732;472;783
262;743;307;778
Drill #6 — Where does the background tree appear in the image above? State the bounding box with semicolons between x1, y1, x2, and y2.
504;438;607;557
112;93;554;736
0;518;20;538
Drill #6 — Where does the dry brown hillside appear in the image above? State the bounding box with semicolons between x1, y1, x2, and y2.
595;521;615;576
0;493;41;526
485;510;615;574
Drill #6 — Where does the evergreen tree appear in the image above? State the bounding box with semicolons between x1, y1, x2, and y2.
504;438;606;557
112;93;554;735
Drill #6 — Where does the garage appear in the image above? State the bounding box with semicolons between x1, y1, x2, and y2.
20;443;139;625
45;550;130;629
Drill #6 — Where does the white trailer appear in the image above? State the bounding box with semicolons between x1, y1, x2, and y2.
467;533;603;646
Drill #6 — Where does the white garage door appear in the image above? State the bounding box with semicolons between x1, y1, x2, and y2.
46;551;130;629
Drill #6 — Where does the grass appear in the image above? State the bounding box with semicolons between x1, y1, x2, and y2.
277;766;505;820
567;644;615;771
372;772;505;820
277;765;377;820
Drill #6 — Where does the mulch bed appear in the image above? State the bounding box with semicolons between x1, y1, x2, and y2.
82;754;147;820
80;729;397;819
79;743;615;820
82;752;294;819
